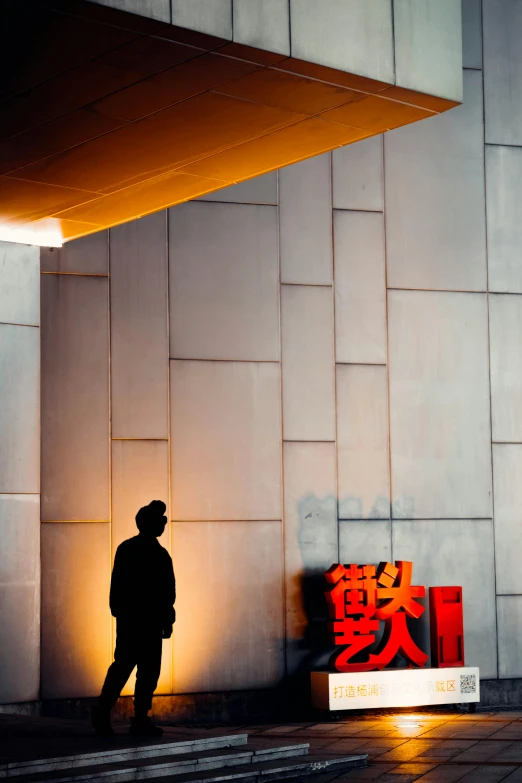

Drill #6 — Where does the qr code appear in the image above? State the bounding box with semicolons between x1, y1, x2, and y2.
460;674;477;694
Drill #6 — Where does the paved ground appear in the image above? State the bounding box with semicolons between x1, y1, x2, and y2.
247;710;522;782
1;708;521;781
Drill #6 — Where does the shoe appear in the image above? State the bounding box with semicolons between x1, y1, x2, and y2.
129;716;163;737
91;705;115;737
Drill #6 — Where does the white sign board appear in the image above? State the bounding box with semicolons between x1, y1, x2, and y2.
311;667;480;711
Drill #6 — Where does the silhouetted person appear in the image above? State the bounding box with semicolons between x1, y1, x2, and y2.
92;500;175;737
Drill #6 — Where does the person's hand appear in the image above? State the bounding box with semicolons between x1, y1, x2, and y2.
162;624;173;639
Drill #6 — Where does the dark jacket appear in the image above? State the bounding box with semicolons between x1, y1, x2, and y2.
109;535;176;626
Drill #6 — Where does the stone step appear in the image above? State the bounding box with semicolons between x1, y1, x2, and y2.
0;735;248;778
7;742;314;783
143;753;368;782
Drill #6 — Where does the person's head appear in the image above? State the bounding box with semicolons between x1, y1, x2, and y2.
135;500;167;538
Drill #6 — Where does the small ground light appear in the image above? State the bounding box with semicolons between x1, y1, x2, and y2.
396;716;422;728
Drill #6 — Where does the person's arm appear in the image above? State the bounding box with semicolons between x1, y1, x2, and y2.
109;545;127;618
162;555;176;638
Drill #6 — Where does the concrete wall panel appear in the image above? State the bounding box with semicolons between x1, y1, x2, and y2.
283;442;337;674
339;520;392;567
86;0;170;21
486;146;522;294
281;285;335;441
41;231;108;275
337;365;390;520
279;155;332;285
492;445;522;596
169;202;279;361
41;522;111;698
394;0;463;102
0;242;39;327
388;290;492;519
497;596;522;679
393;519;497;678
0;325;39;493
170;360;281;521
111;440;170;553
0;586;40;703
334;210;386;364
0;495;40;587
172;520;284;692
171;0;232;39
489;294;522;442
332;135;383;212
41;275;109;520
110;212;168;439
385;70;486;292
0;495;40;703
290;0;394;84
462;0;482;70
233;0;290;55
483;0;522;146
196;172;277;205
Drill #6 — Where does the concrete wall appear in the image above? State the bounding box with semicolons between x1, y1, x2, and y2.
88;0;463;102
0;241;40;703
2;0;515;705
483;0;522;681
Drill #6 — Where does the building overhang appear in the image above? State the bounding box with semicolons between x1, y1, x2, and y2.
0;0;463;246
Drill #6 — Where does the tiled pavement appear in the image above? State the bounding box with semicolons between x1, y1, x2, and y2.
246;711;522;782
1;709;521;782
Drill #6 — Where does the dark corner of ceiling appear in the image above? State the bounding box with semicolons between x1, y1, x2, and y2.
0;0;53;101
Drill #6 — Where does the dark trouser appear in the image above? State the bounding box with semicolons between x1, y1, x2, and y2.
99;619;163;716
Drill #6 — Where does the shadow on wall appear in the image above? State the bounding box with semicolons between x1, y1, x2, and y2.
284;493;430;712
283;493;336;714
294;494;337;674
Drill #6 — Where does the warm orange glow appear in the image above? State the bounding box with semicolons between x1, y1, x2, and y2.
0;0;461;246
0;219;64;247
395;714;424;727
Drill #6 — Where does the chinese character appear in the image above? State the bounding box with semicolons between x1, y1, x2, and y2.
369;684;379;697
380;684;390;696
333;686;343;698
429;587;465;667
436;680;446;692
357;684;367;697
325;563;378;619
325;561;429;672
346;686;355;698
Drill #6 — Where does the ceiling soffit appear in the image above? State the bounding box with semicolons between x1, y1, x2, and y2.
0;0;459;245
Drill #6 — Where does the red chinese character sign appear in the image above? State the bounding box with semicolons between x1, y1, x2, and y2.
325;561;465;672
429;586;465;667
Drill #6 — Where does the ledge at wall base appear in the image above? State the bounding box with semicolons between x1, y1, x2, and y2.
2;678;522;723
